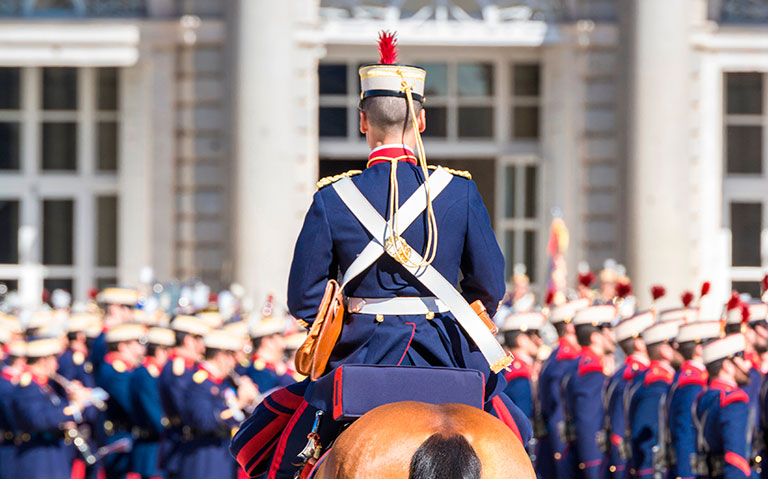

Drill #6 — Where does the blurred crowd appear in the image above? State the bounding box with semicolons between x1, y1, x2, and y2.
0;281;306;479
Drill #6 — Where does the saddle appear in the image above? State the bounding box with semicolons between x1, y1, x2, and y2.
309;364;486;421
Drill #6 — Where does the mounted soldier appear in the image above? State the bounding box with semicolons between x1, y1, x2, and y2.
231;31;529;479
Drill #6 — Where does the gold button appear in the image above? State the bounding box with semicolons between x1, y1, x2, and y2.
375;314;384;323
579;463;586;470
610;466;616;473
104;420;114;431
426;312;435;320
630;469;636;475
21;433;30;442
757;456;763;464
554;452;561;460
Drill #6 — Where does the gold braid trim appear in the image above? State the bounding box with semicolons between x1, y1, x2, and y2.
316;170;363;190
428;165;472;180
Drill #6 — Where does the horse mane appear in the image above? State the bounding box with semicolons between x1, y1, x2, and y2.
408;433;481;479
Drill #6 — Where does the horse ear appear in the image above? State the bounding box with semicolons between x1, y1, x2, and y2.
408;434;482;479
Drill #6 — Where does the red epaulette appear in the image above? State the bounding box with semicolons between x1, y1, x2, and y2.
644;363;674;386
677;367;707;388
505;359;531;381
577;355;603;376
720;389;749;408
556;342;580;361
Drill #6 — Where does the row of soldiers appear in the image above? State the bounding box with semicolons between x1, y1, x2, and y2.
0;287;305;479
498;286;768;479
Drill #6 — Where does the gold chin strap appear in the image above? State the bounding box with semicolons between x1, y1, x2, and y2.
383;79;438;268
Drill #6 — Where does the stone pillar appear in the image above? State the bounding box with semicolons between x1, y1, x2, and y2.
233;1;320;310
625;0;692;306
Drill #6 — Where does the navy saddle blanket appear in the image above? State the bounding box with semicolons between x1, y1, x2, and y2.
308;364;486;421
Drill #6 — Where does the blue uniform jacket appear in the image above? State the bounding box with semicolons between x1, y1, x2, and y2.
288;152;506;408
604;354;649;479
178;364;239;479
504;355;533;420
627;361;674;479
535;339;580;479
130;358;167;478
565;346;607;479
94;352;135;475
0;368;20;479
696;379;751;479
243;356;294;395
158;355;197;476
11;373;80;479
668;360;708;479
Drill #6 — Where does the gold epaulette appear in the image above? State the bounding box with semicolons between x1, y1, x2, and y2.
428;165;472;180
316;170;363;190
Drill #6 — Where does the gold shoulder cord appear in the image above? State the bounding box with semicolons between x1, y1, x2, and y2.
382;77;439;268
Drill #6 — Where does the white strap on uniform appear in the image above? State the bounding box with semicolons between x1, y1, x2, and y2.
338;167;453;289
347;297;449;315
332;171;509;372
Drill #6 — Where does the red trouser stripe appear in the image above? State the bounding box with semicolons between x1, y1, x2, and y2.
725;451;751;477
490;395;523;444
268;401;309;479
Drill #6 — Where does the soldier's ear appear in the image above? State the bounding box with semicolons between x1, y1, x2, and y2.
418;108;426;133
360;111;369;134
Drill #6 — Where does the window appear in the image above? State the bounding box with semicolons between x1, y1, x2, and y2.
723;72;768;293
730;202;762;267
317;60;541;142
499;161;539;282
0;67;22;171
0;67;120;298
725;72;764;175
0;200;19;264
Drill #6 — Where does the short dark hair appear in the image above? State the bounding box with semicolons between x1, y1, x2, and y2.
575;324;599;347
553;322;569;337
204;348;228;360
618;337;636;356
107;342;119;353
705;358;726;377
361;96;423;135
677;341;698;361
502;331;524;349
647;342;666;361
251;337;263;351
174;331;188;347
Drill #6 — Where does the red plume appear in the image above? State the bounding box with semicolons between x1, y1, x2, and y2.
727;291;741;311
377;31;398;65
88;287;99;300
545;288;555;306
762;274;768;294
741;303;750;324
578;272;596;288
651;285;666;301
700;281;711;298
616;280;633;299
42;288;50;303
681;291;694;308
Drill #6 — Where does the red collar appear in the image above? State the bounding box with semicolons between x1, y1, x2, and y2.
199;363;224;384
681;359;705;373
623;354;650;380
1;366;20;382
556;338;580;361
367;145;417;168
746;351;760;370
143;356;160;369
710;377;738;392
644;360;675;385
171;350;196;369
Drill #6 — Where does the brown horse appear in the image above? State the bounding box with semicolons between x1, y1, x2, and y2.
311;401;535;479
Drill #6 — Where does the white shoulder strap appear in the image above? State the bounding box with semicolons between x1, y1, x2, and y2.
336;167;453;289
333;169;509;373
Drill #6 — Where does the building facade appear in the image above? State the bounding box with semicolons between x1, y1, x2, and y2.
0;0;766;313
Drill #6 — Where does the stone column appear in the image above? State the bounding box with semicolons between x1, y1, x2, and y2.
233;0;320;310
625;0;692;306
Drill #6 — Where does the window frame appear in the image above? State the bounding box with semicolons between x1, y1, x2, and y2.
0;66;120;299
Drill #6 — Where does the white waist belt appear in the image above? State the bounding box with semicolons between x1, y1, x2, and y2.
347;297;449;315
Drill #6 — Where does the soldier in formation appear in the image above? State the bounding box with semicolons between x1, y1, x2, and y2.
0;283;301;479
